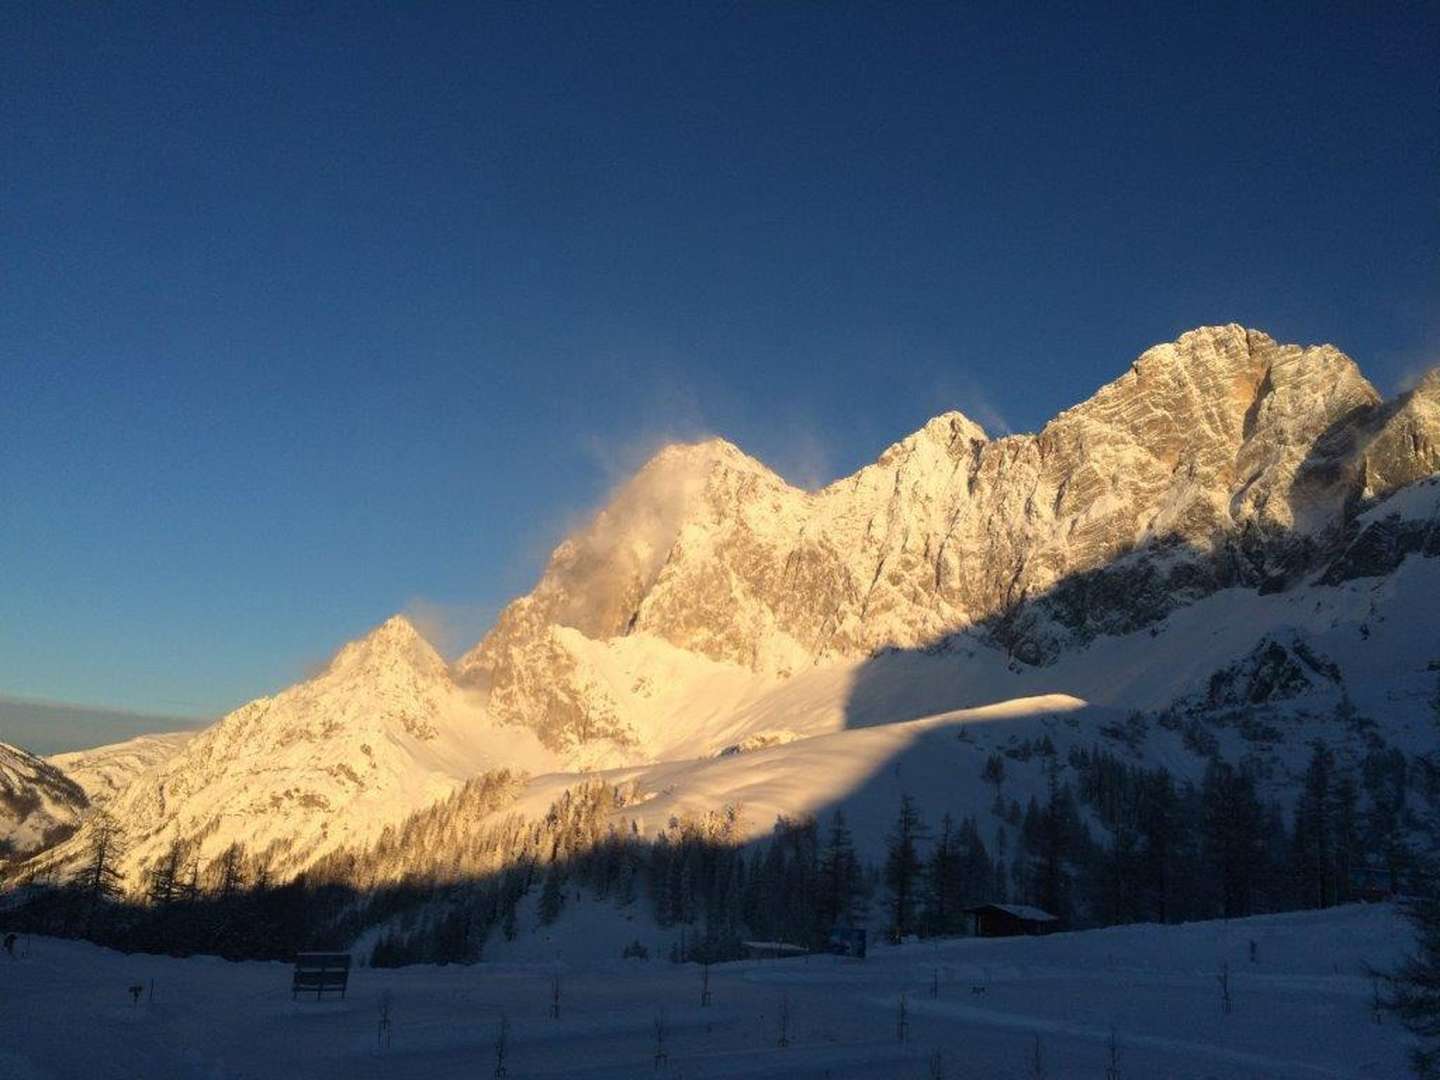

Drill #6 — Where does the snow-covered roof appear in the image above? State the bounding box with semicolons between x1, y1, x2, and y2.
964;903;1058;922
741;941;809;953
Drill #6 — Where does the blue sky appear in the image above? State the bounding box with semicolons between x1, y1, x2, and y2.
2;3;1436;741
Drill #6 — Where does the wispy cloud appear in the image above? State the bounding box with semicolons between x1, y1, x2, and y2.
930;368;1014;437
0;694;208;756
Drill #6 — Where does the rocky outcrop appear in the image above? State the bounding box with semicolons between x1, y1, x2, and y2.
459;326;1440;750
1200;634;1343;709
1320;477;1440;584
0;743;88;861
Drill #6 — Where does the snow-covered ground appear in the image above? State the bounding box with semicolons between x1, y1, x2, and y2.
0;903;1414;1078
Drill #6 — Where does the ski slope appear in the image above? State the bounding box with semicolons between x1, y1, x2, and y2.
0;903;1414;1078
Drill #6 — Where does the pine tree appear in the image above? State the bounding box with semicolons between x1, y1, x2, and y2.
817;811;863;935
923;814;965;936
501;900;518;941
982;755;1006;799
538;863;565;925
617;850;639;907
992;827;1009;902
1386;891;1440;1077
1201;760;1264;918
956;817;992;912
1137;767;1180;924
1330;774;1361;904
1031;764;1080;921
1292;743;1336;909
884;795;928;940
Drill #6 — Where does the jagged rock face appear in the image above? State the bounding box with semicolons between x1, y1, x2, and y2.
1199;634;1343;709
1321;476;1440;584
460;326;1440;750
0;743;87;861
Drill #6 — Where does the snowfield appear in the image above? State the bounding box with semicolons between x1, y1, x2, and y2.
0;903;1414;1078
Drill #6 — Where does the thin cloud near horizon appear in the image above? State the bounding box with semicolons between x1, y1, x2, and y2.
0;694;211;758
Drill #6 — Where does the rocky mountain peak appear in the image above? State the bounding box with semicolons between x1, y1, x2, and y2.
459;327;1440;753
326;614;446;682
38;606;555;886
641;436;774;477
873;411;989;465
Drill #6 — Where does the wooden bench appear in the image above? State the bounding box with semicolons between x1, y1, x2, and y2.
292;952;351;1001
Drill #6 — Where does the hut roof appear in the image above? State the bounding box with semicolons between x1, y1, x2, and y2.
962;903;1058;923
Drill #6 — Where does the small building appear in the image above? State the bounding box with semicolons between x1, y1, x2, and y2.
962;903;1059;938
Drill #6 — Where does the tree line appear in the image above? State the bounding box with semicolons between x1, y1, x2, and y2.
0;737;1429;967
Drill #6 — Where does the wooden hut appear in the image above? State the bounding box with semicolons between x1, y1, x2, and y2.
962;903;1058;938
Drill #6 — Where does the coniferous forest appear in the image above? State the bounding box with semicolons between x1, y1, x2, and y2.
3;737;1431;970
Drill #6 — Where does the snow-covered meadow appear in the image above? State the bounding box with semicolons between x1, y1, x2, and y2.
0;903;1414;1078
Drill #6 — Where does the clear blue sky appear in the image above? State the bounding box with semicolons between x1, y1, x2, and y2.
2;3;1436;734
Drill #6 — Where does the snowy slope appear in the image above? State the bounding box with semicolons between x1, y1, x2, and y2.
0;903;1415;1078
0;743;87;861
450;507;1439;785
47;730;195;809
510;696;1137;857
456;510;1440;861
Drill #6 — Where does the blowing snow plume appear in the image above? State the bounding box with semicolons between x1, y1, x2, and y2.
452;437;789;753
502;438;773;641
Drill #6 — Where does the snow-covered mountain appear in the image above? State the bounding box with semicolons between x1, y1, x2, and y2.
47;731;195;810
13;325;1438;892
33;616;557;884
0;743;88;862
461;325;1439;758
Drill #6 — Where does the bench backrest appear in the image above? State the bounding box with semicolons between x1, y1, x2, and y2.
292;952;351;997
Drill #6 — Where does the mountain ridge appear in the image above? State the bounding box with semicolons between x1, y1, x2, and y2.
6;324;1437;890
461;324;1439;753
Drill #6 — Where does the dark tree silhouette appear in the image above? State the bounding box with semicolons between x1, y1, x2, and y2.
884;795;928;940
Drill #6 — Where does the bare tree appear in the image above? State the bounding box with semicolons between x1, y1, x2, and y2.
493;1010;509;1078
777;992;791;1048
75;811;126;929
146;842;183;907
1029;1034;1047;1080
214;842;245;900
377;991;393;1051
653;1009;669;1070
1217;962;1232;1015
